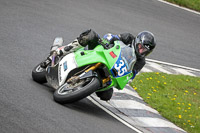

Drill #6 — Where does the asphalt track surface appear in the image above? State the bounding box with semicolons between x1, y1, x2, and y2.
0;0;199;133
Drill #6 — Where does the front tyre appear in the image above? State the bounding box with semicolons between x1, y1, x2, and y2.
32;63;47;84
53;77;100;104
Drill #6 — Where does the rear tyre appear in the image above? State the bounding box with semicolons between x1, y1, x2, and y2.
53;77;100;104
32;63;47;84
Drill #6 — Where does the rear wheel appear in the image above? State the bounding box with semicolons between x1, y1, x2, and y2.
53;77;100;104
32;63;47;84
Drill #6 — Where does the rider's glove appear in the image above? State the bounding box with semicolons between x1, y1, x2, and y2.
131;70;138;80
128;70;138;84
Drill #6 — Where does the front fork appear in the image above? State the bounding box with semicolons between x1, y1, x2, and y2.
67;63;111;85
84;63;111;84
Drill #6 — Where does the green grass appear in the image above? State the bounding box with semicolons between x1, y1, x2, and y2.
130;72;200;133
165;0;200;12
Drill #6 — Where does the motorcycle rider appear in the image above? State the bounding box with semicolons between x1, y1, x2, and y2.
41;29;156;101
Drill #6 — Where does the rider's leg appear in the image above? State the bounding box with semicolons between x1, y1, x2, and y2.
77;29;100;49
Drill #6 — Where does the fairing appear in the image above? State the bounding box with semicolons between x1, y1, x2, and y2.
46;53;77;89
46;41;136;90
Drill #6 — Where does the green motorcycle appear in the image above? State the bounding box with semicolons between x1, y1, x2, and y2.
32;38;136;104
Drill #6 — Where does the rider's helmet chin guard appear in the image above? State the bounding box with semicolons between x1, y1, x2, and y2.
133;31;156;58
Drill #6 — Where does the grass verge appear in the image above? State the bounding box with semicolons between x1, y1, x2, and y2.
130;72;200;133
165;0;200;12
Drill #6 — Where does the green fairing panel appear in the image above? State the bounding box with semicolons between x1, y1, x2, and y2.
74;44;120;70
114;73;133;89
74;42;133;90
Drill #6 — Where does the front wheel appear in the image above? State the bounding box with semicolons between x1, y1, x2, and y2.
53;77;101;104
32;63;47;84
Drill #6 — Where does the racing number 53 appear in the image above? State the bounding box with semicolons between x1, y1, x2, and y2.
114;59;127;76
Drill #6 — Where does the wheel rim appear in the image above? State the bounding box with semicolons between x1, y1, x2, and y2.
57;78;94;95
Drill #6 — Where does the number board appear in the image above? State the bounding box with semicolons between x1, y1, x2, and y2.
110;53;130;78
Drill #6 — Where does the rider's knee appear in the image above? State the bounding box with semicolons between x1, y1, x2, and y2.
77;29;100;48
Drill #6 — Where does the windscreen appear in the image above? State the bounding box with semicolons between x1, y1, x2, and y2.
119;41;137;72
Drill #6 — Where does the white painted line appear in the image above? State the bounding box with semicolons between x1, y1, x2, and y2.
147;58;200;72
172;68;196;77
157;0;200;15
140;67;153;72
148;62;172;74
87;96;143;133
133;117;186;132
110;99;159;114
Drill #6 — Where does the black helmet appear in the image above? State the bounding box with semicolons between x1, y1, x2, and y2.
133;31;156;58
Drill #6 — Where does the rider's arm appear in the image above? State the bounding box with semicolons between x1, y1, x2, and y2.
103;33;135;45
131;57;146;79
118;33;135;45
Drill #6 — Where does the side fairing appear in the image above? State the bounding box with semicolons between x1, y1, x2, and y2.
74;42;134;90
110;52;130;78
74;45;120;69
58;53;77;86
109;41;135;89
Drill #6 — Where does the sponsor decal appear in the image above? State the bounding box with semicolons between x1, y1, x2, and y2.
109;51;117;58
110;53;130;77
63;61;68;71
